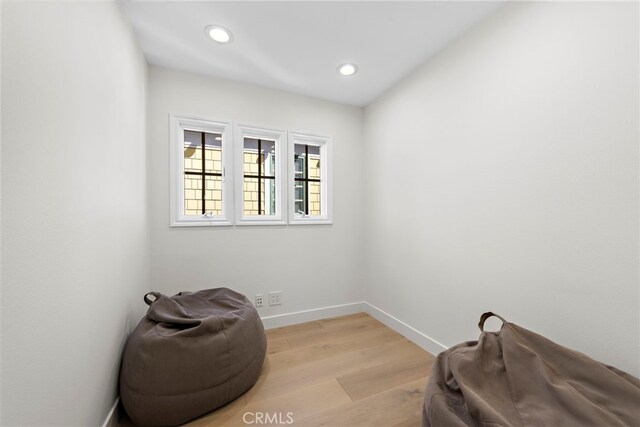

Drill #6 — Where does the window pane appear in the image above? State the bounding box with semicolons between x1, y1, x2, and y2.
244;138;276;176
184;175;202;216
184;131;222;173
294;180;306;215
204;176;222;215
243;177;259;216
184;130;202;172
294;144;307;179
262;140;276;177
309;181;321;215
243;150;259;175
263;178;276;215
308;146;321;179
243;137;277;216
204;137;222;174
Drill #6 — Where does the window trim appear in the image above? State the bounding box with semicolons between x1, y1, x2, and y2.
288;132;333;225
235;124;287;226
169;114;233;227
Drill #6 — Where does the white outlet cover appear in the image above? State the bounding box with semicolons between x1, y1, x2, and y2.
269;291;282;306
255;294;264;307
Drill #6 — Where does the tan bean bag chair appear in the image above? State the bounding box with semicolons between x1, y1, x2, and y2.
120;288;266;426
423;312;640;426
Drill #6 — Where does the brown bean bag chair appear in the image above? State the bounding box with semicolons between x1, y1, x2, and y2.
422;312;640;426
120;288;266;426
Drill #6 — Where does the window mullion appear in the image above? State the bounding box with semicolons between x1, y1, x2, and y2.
304;144;309;215
258;139;262;215
201;132;206;215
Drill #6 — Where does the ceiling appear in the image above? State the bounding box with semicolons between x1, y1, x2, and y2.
122;1;503;107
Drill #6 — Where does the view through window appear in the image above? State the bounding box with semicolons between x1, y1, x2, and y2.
183;130;223;216
243;138;276;216
294;144;321;216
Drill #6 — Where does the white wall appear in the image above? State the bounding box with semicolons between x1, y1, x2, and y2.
0;1;3;423
364;1;640;375
1;3;149;425
147;67;364;318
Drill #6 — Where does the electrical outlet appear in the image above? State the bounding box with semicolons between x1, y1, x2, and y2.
255;294;264;308
269;291;282;306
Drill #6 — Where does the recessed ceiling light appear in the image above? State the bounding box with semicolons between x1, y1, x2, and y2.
338;63;358;77
205;25;232;44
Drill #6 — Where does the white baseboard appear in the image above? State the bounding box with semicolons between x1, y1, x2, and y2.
260;301;448;357
364;302;448;356
102;397;119;427
261;301;365;329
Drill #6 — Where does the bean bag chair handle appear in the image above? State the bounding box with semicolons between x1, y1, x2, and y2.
143;291;201;327
478;312;508;332
144;292;160;306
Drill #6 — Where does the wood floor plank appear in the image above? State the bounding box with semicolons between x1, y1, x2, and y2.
244;339;427;402
186;395;248;427
270;315;383;350
265;320;323;341
285;316;384;349
185;379;352;427
391;413;423;427
296;377;428;427
266;337;291;355
337;351;434;401
317;312;370;328
244;379;352;424
267;325;405;372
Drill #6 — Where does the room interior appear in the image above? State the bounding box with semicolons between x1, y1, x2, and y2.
1;1;639;426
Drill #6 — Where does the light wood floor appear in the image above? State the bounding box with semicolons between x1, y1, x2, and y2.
119;313;435;426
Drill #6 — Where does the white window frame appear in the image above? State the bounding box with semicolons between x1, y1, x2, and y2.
235;124;287;225
169;114;233;227
288;132;333;225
